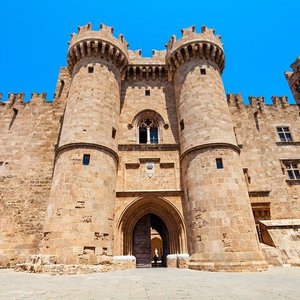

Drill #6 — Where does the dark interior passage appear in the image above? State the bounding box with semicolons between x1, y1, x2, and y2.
133;213;169;268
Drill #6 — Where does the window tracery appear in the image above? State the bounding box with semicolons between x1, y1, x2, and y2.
132;110;165;145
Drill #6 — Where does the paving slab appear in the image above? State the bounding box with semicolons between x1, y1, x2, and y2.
0;267;300;299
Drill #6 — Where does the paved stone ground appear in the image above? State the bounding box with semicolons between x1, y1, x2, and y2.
0;267;299;299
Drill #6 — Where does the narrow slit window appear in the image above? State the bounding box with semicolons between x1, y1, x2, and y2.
83;154;90;166
58;79;65;98
112;127;116;139
200;68;206;75
180;119;185;131
145;89;150;96
9;108;18;130
216;158;223;169
88;66;94;74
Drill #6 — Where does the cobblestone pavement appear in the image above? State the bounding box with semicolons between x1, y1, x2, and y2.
0;267;300;299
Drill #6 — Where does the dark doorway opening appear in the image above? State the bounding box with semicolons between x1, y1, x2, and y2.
133;213;169;268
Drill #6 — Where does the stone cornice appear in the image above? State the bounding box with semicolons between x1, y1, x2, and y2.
180;143;240;160
56;142;119;161
118;144;179;151
248;191;270;197
67;23;129;74
116;190;183;197
166;41;224;74
165;26;225;74
276;141;300;146
125;64;169;81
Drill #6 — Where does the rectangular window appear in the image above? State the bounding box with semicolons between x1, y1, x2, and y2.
277;127;292;142
216;158;223;169
200;68;206;75
83;154;90;166
88;66;94;73
145;89;150;96
284;162;300;180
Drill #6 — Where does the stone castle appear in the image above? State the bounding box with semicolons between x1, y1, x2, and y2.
0;23;300;273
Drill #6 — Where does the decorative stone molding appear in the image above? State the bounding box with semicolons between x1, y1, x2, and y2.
56;142;119;162
276;141;300;146
125;65;169;81
67;23;129;74
166;25;225;74
118;144;179;151
180;143;240;161
116;190;183;197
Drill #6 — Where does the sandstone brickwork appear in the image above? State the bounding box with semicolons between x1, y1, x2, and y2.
0;23;299;273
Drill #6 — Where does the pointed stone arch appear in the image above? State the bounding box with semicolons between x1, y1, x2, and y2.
116;196;187;256
132;110;166;144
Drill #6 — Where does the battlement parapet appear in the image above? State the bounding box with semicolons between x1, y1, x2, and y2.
125;50;168;81
128;49;166;65
227;93;292;111
165;25;224;74
125;65;168;82
227;94;244;108
67;23;129;74
249;96;265;112
271;96;289;108
0;92;52;108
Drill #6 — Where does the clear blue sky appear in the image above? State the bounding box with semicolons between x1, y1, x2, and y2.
0;0;299;103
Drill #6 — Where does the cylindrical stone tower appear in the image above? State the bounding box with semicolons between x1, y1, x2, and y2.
166;26;267;271
40;23;128;265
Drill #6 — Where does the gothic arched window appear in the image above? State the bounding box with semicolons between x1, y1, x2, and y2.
138;118;159;144
132;110;165;145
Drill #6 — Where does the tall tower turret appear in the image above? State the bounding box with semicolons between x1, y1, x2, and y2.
285;57;300;104
166;26;267;271
41;23;128;265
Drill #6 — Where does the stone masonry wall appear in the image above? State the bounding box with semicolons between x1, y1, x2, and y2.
228;95;300;219
0;94;65;267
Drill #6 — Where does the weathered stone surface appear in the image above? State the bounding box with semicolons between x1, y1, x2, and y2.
0;23;299;273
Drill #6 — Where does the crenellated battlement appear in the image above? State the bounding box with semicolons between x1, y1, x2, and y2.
227;93;294;111
249;96;265;112
227;94;244;108
271;96;289;107
165;25;224;74
0;92;54;108
67;23;129;74
128;49;166;65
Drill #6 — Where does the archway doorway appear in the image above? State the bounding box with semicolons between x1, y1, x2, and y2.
116;196;187;268
133;213;169;267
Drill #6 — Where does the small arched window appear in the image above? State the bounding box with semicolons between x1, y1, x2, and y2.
138;118;159;144
132;110;165;145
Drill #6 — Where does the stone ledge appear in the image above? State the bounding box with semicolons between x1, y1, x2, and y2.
116;190;184;197
286;179;300;185
259;219;300;228
276;141;300;146
118;144;179;151
248;191;270;197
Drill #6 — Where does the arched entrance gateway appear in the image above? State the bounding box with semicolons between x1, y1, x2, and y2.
117;196;187;268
